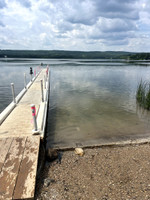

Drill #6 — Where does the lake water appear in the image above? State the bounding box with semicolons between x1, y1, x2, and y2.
0;58;150;147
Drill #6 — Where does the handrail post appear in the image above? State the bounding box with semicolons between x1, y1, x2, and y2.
30;74;32;82
31;104;38;133
46;66;49;80
44;75;46;89
11;83;16;103
24;73;27;89
40;79;44;102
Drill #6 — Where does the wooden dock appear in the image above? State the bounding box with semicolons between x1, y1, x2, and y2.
0;68;49;199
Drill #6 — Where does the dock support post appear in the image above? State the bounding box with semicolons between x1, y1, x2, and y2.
31;104;39;134
11;83;16;103
24;73;27;89
40;80;44;102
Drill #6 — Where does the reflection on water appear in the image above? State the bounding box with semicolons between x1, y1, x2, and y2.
46;59;150;148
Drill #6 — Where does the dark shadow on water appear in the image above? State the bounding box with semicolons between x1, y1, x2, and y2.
45;74;58;150
45;103;58;150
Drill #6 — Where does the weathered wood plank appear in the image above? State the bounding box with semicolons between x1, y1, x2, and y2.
0;138;7;171
0;138;6;150
0;137;26;200
13;136;40;200
0;138;13;172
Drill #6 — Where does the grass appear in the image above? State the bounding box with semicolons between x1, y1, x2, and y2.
136;80;150;110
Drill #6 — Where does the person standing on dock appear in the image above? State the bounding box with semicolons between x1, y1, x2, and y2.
30;67;33;81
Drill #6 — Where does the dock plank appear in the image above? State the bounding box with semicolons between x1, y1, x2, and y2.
0;137;26;200
0;138;13;172
13;136;40;200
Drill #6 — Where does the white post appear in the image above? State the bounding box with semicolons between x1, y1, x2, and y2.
11;83;16;103
31;104;38;132
44;75;46;89
30;74;32;82
24;73;27;89
40;79;44;102
46;66;49;80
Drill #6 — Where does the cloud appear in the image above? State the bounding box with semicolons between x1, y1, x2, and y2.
86;26;135;45
0;20;5;26
39;0;140;47
0;0;150;51
93;0;139;20
99;18;137;33
54;0;139;26
15;0;31;8
0;0;6;9
0;0;6;29
63;0;97;25
104;39;129;46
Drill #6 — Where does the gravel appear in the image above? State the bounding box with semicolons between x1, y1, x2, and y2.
35;143;150;200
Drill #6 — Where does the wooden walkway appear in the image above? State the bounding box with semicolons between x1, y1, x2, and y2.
0;69;47;199
0;136;40;200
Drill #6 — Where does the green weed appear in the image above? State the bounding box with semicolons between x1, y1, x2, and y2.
136;80;150;110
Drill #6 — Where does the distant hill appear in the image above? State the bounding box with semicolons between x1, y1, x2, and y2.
0;50;135;59
0;49;149;60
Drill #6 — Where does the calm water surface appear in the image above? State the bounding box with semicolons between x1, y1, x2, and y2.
47;59;150;147
0;58;150;147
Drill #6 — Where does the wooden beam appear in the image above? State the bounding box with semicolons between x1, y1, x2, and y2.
13;136;40;200
0;138;13;173
0;137;26;199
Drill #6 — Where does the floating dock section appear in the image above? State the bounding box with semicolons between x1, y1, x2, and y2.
0;67;50;199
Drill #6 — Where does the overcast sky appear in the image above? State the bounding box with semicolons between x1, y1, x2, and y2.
0;0;150;52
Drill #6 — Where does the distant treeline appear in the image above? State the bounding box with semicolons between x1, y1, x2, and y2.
129;53;150;60
0;50;150;60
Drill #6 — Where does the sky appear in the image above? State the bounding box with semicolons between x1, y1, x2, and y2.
0;0;150;52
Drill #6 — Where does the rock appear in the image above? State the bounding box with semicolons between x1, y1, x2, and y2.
57;152;62;164
75;148;84;156
44;179;51;187
46;148;58;161
43;178;56;187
